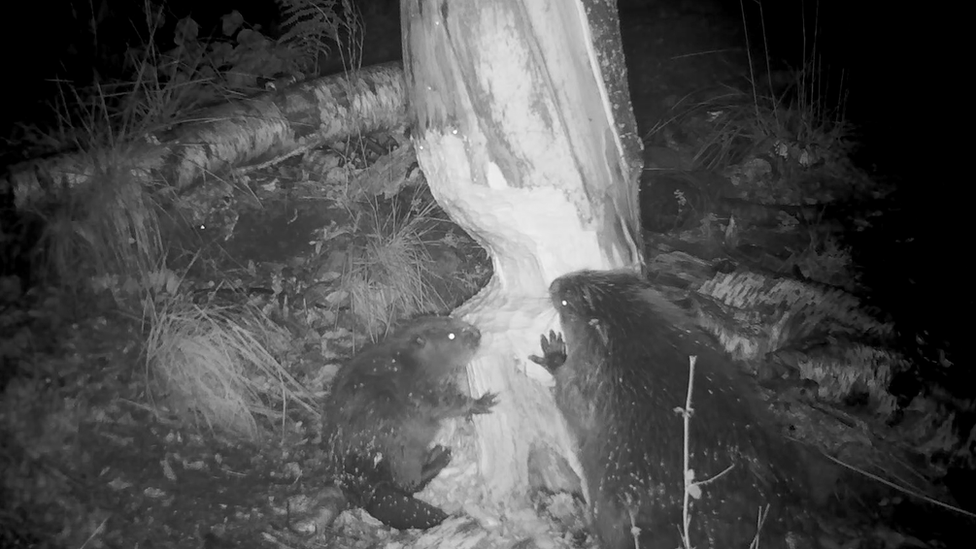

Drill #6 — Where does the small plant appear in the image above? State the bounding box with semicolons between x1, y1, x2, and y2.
675;355;743;548
277;0;364;72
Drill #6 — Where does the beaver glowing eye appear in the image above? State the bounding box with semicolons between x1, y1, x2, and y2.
447;332;456;341
561;299;568;307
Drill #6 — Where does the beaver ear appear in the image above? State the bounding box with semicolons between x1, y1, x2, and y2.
412;335;427;348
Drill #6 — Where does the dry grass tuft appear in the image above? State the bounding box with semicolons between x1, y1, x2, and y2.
145;287;316;439
343;190;448;339
39;160;163;295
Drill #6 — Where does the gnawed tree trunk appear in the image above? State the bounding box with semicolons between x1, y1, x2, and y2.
402;0;643;540
3;62;406;209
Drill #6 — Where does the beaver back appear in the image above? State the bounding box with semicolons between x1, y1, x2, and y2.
549;269;807;549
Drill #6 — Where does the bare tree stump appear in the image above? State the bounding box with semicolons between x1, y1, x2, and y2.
401;0;644;542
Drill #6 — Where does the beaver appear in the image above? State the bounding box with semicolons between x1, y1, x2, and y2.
323;315;498;529
531;269;809;549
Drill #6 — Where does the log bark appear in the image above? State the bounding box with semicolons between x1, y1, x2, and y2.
401;0;643;539
3;62;407;209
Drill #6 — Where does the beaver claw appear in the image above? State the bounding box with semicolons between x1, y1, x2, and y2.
529;330;567;372
468;391;499;415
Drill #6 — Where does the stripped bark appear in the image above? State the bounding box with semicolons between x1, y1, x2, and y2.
3;62;408;209
400;0;643;543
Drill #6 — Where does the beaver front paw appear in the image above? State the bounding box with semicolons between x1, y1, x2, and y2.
468;392;499;416
529;330;567;372
417;445;451;490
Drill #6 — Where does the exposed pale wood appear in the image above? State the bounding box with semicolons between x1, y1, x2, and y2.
4;62;407;208
401;0;643;541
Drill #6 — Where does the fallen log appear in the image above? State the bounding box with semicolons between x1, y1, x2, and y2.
3;61;408;209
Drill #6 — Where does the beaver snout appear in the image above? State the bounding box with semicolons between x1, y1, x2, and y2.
457;325;481;346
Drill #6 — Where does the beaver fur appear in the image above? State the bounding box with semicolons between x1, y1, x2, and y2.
323;315;497;529
533;270;808;549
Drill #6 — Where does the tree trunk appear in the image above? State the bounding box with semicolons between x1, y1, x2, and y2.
3;62;407;209
401;0;644;536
